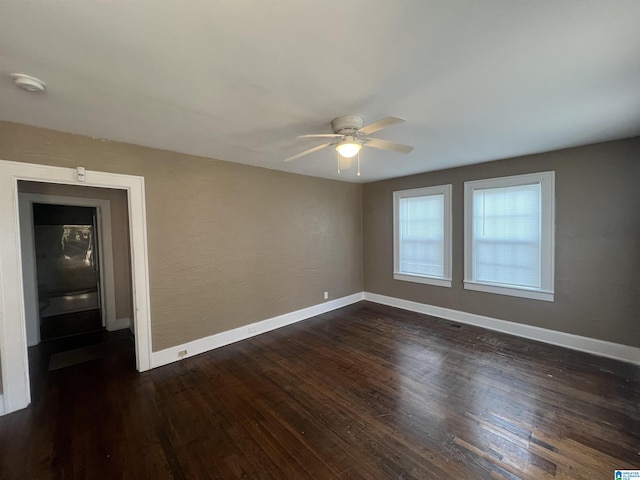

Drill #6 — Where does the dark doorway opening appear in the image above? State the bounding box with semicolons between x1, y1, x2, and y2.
24;199;135;403
32;203;104;340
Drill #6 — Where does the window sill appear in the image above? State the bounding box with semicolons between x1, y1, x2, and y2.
394;273;452;288
463;281;554;302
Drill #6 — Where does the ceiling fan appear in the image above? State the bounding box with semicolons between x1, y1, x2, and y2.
285;115;414;175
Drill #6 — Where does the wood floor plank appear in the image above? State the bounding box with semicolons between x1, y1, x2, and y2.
0;301;638;479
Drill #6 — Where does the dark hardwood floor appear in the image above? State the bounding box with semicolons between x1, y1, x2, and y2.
0;301;638;479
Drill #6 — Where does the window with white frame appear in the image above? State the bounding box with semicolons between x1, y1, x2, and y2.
393;185;452;287
464;171;555;301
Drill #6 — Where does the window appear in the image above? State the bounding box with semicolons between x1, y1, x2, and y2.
464;171;554;301
393;185;452;287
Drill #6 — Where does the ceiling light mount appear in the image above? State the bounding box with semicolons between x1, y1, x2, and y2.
10;73;46;93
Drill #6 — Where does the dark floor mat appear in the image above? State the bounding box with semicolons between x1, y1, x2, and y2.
41;309;103;341
48;336;133;371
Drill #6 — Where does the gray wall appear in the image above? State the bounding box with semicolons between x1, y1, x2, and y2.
2;120;638;354
363;137;640;348
0;121;363;351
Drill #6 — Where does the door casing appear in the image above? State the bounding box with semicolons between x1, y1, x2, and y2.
0;160;152;415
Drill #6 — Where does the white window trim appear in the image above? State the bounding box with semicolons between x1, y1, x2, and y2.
464;171;555;302
393;184;452;288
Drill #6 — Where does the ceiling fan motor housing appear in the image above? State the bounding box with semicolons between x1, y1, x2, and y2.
331;115;364;134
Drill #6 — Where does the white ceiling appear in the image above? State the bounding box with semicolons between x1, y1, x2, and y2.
1;1;640;183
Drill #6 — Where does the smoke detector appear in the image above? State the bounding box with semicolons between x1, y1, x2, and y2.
10;73;46;93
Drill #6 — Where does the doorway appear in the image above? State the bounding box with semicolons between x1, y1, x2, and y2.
0;160;152;416
18;186;136;402
19;190;122;346
33;203;103;341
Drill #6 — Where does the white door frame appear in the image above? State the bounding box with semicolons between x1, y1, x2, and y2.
0;160;152;415
19;193;118;346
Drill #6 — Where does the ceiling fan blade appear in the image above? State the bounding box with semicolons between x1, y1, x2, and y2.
298;134;343;139
358;116;405;136
284;143;333;162
365;138;414;154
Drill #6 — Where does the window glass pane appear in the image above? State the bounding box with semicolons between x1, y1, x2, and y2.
472;184;541;287
399;194;444;277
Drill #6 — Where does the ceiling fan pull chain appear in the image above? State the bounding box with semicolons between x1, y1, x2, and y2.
357;151;361;176
336;151;341;174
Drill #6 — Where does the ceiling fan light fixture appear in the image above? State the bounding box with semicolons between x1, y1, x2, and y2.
284;115;413;167
336;137;362;158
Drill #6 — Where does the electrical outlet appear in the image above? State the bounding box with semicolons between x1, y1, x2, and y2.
178;349;187;358
248;326;257;334
324;291;329;300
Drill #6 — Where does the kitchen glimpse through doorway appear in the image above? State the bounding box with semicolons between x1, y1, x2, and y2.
32;203;103;341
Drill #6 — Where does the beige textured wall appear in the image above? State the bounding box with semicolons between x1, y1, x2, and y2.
0;121;363;351
17;181;132;320
363;137;640;348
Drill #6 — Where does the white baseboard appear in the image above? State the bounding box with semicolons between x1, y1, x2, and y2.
150;290;639;370
364;292;640;365
107;317;131;331
152;292;364;369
